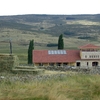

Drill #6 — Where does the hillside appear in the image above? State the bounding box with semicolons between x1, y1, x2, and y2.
0;14;100;64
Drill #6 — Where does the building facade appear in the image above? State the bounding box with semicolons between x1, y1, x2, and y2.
77;44;100;68
33;44;100;68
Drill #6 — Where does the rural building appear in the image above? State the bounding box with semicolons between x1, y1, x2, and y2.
33;44;100;68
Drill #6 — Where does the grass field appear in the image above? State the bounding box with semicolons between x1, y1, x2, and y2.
0;14;100;64
0;71;100;100
0;14;100;100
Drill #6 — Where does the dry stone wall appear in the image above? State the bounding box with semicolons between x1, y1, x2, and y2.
0;54;19;72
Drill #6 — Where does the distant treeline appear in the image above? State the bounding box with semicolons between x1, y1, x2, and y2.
47;43;58;47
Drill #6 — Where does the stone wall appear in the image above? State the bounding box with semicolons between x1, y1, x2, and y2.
0;54;19;72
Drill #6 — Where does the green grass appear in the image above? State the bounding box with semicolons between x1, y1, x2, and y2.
0;14;100;100
0;73;100;100
0;14;100;64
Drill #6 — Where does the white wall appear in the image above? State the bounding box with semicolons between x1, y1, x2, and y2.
76;60;100;68
81;51;100;59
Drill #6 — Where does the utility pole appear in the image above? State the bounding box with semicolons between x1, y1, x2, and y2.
9;39;12;54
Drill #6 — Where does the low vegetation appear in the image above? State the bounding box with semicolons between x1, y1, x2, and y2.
0;71;100;100
0;14;100;100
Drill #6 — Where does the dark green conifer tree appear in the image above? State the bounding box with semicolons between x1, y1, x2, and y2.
28;40;34;64
58;34;64;49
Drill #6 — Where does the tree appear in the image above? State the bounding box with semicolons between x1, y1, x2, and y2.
28;40;34;64
58;34;64;49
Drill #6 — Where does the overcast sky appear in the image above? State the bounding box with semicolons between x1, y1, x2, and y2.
0;0;99;16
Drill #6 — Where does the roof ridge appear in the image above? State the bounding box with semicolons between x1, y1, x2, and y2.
79;43;100;49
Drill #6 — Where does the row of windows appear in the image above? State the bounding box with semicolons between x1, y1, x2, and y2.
85;55;100;58
77;62;98;66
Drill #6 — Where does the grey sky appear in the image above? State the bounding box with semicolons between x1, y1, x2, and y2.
0;0;99;16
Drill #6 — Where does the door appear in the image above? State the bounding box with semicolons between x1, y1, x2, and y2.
92;62;98;66
76;62;80;67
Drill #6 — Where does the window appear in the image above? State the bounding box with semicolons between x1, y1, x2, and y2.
63;63;68;66
85;55;87;58
39;63;43;66
87;62;88;66
56;63;62;66
49;63;54;66
89;55;100;59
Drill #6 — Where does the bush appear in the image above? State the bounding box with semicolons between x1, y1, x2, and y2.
64;31;75;36
47;43;58;47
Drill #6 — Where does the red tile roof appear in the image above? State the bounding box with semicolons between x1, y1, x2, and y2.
33;50;81;63
79;44;100;49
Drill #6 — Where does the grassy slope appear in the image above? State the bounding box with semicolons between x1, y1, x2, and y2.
0;14;100;64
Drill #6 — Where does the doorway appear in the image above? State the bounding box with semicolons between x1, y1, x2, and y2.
92;62;98;66
76;62;80;67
